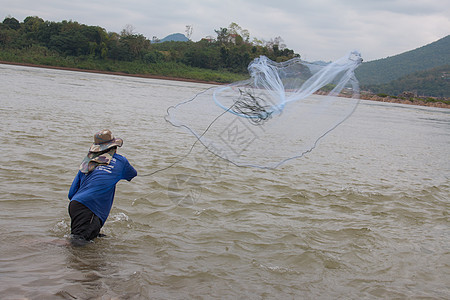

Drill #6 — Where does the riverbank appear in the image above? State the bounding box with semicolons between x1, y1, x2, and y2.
2;61;449;109
0;61;226;85
359;93;450;109
315;90;450;109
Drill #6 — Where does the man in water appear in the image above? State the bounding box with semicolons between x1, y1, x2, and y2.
68;129;137;246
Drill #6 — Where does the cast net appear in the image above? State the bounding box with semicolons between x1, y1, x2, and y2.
165;51;363;169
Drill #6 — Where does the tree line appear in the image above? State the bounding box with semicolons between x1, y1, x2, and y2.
0;16;299;74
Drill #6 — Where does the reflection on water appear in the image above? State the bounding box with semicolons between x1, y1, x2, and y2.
0;64;449;299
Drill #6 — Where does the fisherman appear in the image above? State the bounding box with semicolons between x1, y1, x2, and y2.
68;129;137;246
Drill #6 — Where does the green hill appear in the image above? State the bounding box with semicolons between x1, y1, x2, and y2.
356;35;450;86
366;65;450;98
158;33;189;43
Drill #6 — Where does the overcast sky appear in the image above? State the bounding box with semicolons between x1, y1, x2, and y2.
2;0;449;62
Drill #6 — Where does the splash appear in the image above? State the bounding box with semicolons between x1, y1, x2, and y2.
166;51;363;169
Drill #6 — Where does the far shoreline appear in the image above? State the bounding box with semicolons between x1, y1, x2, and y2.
2;60;449;109
0;60;224;85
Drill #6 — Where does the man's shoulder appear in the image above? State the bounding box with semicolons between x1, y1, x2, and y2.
112;153;137;179
112;153;130;164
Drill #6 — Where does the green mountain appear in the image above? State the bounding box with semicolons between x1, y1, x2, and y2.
366;65;450;98
158;33;189;43
356;35;450;86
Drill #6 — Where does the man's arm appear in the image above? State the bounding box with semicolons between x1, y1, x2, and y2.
123;159;137;181
68;171;82;200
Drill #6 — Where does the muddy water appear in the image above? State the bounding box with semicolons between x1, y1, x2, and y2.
0;64;449;299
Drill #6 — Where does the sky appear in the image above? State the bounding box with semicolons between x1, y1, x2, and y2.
2;0;449;62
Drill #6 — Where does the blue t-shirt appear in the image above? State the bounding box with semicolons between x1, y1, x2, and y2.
68;153;137;224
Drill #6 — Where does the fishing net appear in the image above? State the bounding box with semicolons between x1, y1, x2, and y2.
166;51;363;169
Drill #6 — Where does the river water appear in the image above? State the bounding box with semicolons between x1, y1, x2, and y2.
0;64;449;299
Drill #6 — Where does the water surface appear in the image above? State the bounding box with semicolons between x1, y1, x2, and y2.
0;64;449;299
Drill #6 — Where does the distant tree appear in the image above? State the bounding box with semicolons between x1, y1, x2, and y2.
36;21;61;46
0;24;21;47
121;24;135;36
3;16;20;30
23;16;44;32
118;33;150;60
228;22;240;35
49;27;90;56
215;27;229;44
266;36;286;50
228;22;249;42
215;23;247;45
252;37;264;47
143;50;165;63
185;25;193;40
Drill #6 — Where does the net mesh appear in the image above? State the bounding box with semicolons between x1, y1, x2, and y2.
166;51;363;169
